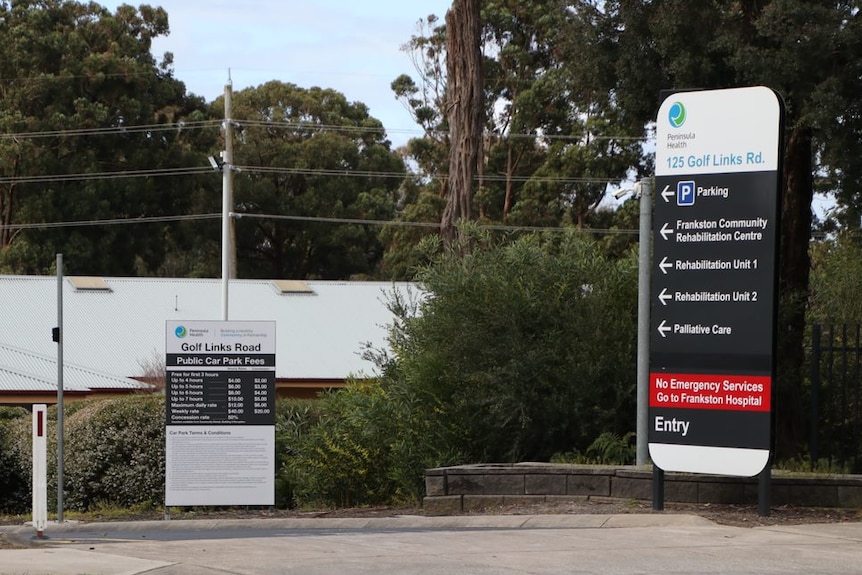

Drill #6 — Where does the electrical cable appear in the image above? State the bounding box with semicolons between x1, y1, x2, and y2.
1;211;639;235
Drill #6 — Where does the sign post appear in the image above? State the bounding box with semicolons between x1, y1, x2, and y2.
650;86;784;477
165;321;276;507
32;404;47;538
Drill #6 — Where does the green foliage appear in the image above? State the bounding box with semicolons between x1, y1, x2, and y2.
227;81;405;280
0;406;27;423
395;231;638;463
61;395;166;511
551;432;636;465
393;2;645;233
274;398;321;508
287;378;450;508
774;453;850;475
0;1;215;276
379;179;445;280
809;234;862;325
0;407;29;513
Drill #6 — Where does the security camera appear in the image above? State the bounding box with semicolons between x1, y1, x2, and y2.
208;155;223;171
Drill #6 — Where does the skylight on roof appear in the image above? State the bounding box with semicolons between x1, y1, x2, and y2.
67;277;111;291
270;280;315;295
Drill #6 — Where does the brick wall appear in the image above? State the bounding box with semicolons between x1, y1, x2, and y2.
423;463;862;515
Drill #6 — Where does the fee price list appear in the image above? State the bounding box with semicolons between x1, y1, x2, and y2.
167;370;275;425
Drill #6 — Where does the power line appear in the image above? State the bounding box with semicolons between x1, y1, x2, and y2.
238;212;638;235
0;166;214;185
0;120;222;141
2;211;639;236
0;115;651;144
0;161;632;187
237;118;652;142
0;213;220;231
239;165;630;185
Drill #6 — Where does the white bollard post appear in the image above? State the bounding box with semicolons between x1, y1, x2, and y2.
32;404;48;538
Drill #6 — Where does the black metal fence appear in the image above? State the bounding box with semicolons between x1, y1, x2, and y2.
809;324;862;472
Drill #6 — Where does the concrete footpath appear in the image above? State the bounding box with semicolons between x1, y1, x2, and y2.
2;514;862;574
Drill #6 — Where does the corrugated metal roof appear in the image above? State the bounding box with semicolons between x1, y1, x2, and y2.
0;343;150;392
0;276;420;383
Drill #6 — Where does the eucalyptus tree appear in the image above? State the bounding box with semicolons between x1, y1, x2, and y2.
392;1;644;239
441;0;483;247
0;0;213;276
223;81;405;279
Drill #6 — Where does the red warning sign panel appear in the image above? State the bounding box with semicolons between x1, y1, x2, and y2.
650;373;770;412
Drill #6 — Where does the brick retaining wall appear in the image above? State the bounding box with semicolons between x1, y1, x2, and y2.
423;463;862;515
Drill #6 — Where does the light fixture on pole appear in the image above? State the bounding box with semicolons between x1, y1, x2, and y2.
208;154;224;172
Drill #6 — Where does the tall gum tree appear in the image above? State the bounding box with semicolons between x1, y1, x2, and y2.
441;0;483;248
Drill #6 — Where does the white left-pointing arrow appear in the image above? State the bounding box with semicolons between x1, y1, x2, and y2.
659;257;673;275
660;222;674;240
661;185;674;203
658;287;672;306
657;320;671;338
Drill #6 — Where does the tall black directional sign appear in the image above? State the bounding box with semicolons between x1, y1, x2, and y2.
650;87;784;477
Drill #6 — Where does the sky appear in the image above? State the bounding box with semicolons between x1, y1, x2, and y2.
101;1;453;148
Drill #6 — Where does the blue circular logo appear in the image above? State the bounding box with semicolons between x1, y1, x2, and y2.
668;101;687;128
175;325;187;338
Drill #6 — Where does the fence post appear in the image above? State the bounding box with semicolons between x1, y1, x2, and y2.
810;323;821;469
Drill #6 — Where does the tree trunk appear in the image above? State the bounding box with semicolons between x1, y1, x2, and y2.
503;145;514;220
0;156;21;249
441;0;483;249
774;125;814;459
0;185;12;249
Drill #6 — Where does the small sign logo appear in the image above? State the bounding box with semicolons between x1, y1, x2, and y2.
174;325;187;338
668;101;687;128
677;180;695;206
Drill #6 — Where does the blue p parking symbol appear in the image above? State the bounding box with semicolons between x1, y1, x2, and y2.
677;180;695;206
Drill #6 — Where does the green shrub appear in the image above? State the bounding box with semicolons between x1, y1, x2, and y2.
289;382;400;508
394;231;639;462
0;407;29;514
288;378;450;508
274;398;321;508
62;394;165;511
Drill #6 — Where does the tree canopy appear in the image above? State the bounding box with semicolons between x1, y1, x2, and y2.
0;0;215;276
223;81;405;280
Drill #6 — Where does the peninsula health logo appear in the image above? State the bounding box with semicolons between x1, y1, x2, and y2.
174;325;187;338
668;101;687;128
